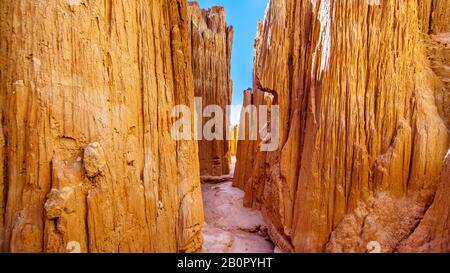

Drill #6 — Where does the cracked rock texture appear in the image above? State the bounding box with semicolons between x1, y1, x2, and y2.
234;0;449;252
0;0;203;253
398;151;450;252
229;126;239;157
188;2;234;176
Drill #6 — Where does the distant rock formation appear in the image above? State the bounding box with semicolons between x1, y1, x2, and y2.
0;0;203;253
234;0;449;252
188;2;234;176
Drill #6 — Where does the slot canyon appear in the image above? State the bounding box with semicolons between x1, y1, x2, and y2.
0;0;448;254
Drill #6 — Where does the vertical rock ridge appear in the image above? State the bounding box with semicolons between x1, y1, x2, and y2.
229;126;239;157
417;0;450;34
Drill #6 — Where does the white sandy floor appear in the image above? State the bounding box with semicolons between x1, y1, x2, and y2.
201;181;274;253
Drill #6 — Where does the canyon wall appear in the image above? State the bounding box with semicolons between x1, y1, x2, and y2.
0;0;203;253
188;2;234;176
234;0;449;252
398;151;450;252
233;86;274;210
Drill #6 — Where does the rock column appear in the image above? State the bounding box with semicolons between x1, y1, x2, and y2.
234;0;449;253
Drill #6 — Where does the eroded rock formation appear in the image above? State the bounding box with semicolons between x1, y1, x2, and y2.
398;151;450;252
188;2;234;176
233;87;275;210
0;0;203;253
234;0;449;252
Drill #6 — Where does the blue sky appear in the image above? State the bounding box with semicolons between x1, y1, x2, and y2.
194;0;268;124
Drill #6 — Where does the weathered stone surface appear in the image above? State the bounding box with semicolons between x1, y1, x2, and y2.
0;0;203;253
202;181;273;253
83;142;106;178
229;126;239;157
398;151;450;252
428;32;450;126
233;89;255;192
233;86;274;210
418;0;450;34
188;2;234;176
234;0;449;252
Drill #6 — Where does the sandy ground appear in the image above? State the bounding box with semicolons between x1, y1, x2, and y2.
201;180;274;253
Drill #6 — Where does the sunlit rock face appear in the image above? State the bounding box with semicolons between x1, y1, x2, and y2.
0;0;204;253
229;126;239;157
188;2;234;177
234;0;449;253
